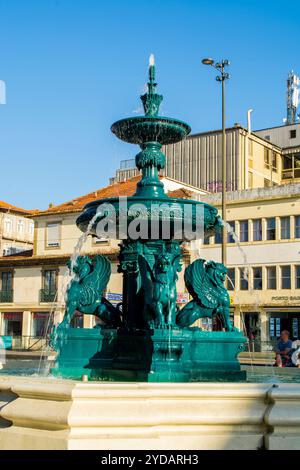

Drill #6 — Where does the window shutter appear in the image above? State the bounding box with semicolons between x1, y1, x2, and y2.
47;223;60;247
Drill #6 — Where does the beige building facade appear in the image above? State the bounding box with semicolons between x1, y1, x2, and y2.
199;183;300;346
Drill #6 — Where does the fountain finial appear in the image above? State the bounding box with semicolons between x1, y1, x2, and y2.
140;54;163;116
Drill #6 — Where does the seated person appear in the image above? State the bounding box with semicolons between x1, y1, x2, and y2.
275;330;293;367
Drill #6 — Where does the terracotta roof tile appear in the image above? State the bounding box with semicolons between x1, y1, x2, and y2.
167;188;193;199
0;201;36;215
33;175;200;218
33;175;169;216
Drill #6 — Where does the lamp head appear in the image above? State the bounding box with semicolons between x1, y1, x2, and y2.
202;58;214;66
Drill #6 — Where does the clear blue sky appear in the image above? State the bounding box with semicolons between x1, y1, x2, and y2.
0;0;299;209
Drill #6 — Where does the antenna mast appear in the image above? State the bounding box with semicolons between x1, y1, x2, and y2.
286;71;300;125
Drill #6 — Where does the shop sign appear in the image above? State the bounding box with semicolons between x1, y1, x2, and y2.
3;313;22;320
34;312;53;319
106;293;123;306
271;296;300;302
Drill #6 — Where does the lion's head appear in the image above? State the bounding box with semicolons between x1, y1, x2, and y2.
205;260;227;285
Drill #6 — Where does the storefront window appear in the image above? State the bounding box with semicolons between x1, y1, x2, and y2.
2;312;22;336
32;312;53;337
269;313;300;340
267;266;277;289
281;266;291;289
243;312;260;344
253;267;262;290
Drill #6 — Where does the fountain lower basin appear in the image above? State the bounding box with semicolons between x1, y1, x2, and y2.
0;375;299;450
51;327;246;382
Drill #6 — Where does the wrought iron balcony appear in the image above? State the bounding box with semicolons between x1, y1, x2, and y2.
0;290;13;302
40;289;57;303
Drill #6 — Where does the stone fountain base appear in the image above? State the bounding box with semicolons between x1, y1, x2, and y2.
0;376;300;450
52;327;246;382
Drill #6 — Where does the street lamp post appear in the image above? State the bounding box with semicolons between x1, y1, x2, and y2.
202;58;230;266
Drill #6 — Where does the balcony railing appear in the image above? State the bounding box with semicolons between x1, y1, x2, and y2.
40;289;57;303
0;335;51;351
0;290;13;302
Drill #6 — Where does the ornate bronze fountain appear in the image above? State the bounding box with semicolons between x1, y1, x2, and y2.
52;57;246;382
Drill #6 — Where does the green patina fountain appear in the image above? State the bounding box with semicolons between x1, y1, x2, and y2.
52;56;246;382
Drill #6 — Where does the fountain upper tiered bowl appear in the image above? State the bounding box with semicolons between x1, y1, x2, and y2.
111;115;191;145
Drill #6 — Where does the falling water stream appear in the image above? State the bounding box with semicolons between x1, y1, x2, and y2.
37;212;103;375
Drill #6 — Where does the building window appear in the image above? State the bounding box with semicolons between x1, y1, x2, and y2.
4;217;12;232
203;237;210;245
264;148;269;168
295;266;300;289
40;269;57;302
227;221;235;243
248;172;253;188
280;216;290;239
290;129;297;139
17;220;24;234
0;271;13;302
93;237;109;244
265;135;271;141
281;266;291;289
253;219;262;241
239;268;248;290
295;216;300;238
227;268;235;291
239;220;249;242
272;152;278;172
214;229;222;244
266;217;276;240
46;222;61;248
267;266;277;289
253;267;262;290
29;222;34;237
248;140;253;155
32;312;53;337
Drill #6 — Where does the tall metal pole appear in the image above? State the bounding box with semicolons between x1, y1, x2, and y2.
202;58;230;266
221;70;227;265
